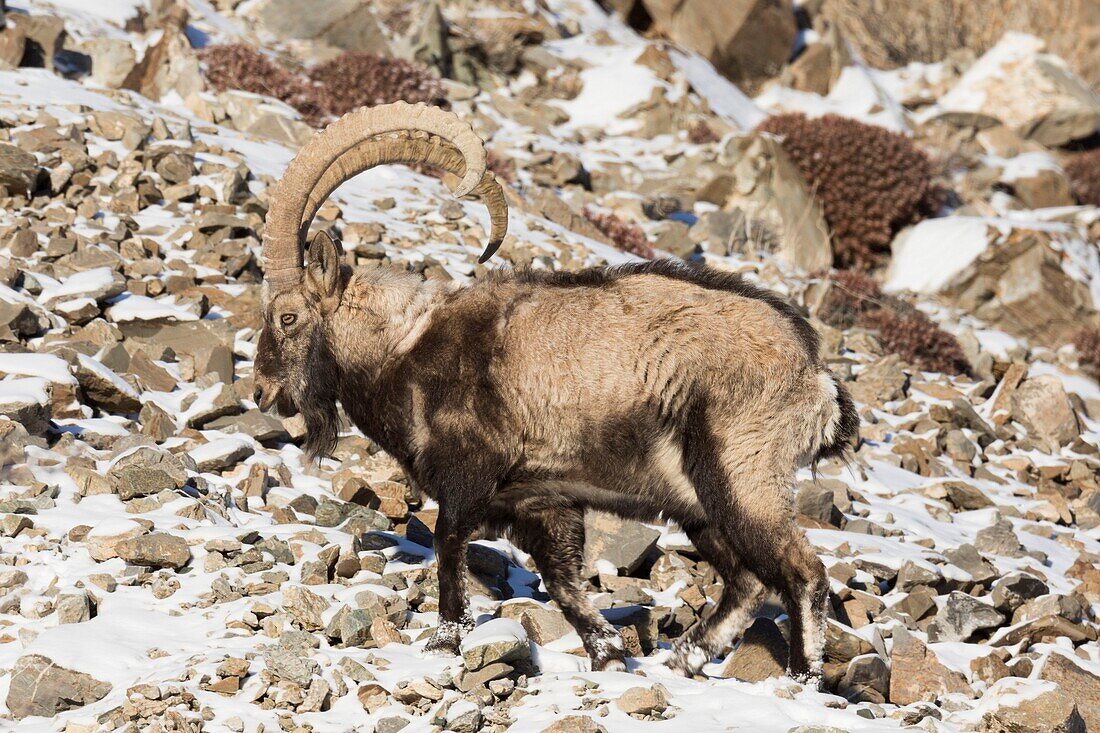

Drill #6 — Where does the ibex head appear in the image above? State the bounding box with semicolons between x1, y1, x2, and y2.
252;101;508;458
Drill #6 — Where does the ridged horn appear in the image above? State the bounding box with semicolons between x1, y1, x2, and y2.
263;101;489;290
303;133;508;264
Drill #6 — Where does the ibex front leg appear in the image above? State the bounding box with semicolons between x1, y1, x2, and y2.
423;470;492;656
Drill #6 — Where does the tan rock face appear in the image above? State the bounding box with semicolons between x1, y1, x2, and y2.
636;0;796;93
6;654;112;719
889;628;973;705
979;684;1086;733
1011;375;1081;450
716;133;832;273
934;33;1100;146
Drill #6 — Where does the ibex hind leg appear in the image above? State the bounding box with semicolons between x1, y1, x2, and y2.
681;409;828;684
498;496;627;672
724;482;828;685
669;525;766;676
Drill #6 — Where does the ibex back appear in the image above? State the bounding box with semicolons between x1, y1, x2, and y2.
253;102;858;682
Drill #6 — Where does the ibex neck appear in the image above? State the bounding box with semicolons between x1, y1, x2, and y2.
329;268;455;381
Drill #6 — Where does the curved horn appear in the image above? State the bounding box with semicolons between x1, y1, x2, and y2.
303;133;508;264
263;102;489;290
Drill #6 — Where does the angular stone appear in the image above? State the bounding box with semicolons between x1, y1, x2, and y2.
992;572;1049;614
979;684;1086;733
583;512;660;577
0;142;39;196
107;447;188;500
1011;376;1080;449
1038;654;1100;731
499;600;573;645
6;654;111;719
615;683;669;716
927;591;1005;642
283;585;329;631
836;654;890;704
889;628;973;705
935;33;1100;146
115;532;191;569
460;619;531;671
722;617;788;682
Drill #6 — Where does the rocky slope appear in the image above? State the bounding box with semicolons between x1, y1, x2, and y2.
0;1;1099;732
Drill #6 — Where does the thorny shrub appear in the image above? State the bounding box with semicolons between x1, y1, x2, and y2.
198;44;326;127
307;52;447;116
819;270;970;375
1064;149;1100;206
756;113;942;271
199;45;446;127
583;208;655;259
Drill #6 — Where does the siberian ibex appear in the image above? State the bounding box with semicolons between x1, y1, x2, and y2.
253;102;858;681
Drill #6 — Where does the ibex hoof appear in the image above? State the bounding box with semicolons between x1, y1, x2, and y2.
668;641;710;677
423;618;471;657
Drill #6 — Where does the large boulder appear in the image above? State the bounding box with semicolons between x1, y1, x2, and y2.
6;654;111;719
711;133;832;272
616;0;797;94
887;220;1098;350
247;0;390;55
931;33;1100;147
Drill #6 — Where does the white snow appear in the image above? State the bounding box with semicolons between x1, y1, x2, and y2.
0;353;76;384
885;217;992;294
106;294;201;322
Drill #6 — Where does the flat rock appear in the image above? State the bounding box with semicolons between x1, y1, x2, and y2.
107;447;188;500
722;617;788;682
889;628;973;704
460;619;531;671
6;654;111;719
115;532;191;569
583;511;660;577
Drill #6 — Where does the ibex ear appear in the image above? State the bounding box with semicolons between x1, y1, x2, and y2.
305;231;344;301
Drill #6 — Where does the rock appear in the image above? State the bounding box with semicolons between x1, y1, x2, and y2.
6;654;112;719
263;645;318;686
893;223;1095;350
975;518;1024;558
615;683;669;716
992;573;1049;615
721;617;788;682
121;26;203;101
499;600;574;645
941;480;994;511
1011;376;1080;449
188;437;254;473
1038;654;1100;731
625;0;796;94
248;0;390;53
85;519;147;561
78;37;137;88
895;560;942;592
107;447;188;500
824;620;874;664
283;585;330;631
714;134;832;272
934;33;1100;147
979;683;1086;733
459;619;531;671
55;591;91;624
540;717;608;733
0;379;51;435
583;512;660;577
115;532;191;569
927;592;1006;642
889;628;973;705
850;354;908;406
75;353;141;413
836;654;890;704
796;481;842;526
0;142;39;196
944;544;999;586
8;13;64;70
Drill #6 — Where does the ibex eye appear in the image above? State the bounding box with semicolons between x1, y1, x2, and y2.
280;314;296;326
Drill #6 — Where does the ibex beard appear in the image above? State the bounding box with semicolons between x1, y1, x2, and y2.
253;102;858;683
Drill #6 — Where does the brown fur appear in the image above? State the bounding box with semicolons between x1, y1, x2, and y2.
254;249;858;680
